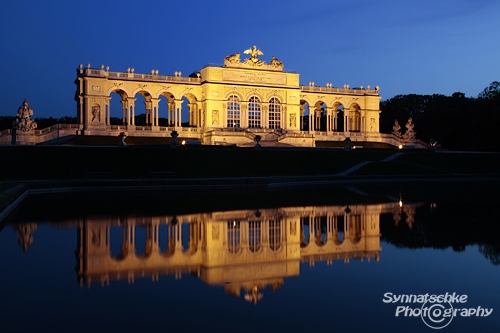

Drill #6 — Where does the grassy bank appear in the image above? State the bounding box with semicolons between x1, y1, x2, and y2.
1;145;499;181
0;145;393;180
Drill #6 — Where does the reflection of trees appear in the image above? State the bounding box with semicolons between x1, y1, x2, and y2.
479;244;500;265
381;202;500;265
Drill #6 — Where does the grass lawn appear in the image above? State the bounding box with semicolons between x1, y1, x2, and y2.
352;150;500;176
1;145;499;181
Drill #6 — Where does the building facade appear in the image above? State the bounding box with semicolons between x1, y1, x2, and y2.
75;46;390;147
73;202;394;298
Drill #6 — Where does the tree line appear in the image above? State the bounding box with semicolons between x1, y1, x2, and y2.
380;81;500;151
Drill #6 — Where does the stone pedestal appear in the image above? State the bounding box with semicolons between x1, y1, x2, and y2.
12;130;36;145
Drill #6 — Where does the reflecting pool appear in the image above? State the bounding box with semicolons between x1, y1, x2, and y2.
1;184;499;333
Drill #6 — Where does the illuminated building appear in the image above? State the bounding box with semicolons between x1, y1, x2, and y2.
74;46;396;147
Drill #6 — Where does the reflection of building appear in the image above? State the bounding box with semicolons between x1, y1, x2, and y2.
72;203;399;301
73;46;406;147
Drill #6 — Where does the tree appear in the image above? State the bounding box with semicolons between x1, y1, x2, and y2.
57;116;77;124
0;116;16;131
478;81;500;99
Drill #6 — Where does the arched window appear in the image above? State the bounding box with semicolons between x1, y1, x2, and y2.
227;95;240;128
269;219;282;251
268;98;281;129
349;215;362;243
248;221;261;252
227;221;240;254
248;96;261;128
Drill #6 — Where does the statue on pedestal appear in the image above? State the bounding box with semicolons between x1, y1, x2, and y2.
14;99;37;132
403;117;416;140
392;119;401;137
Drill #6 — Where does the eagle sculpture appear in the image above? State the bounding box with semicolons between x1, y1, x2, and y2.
244;46;263;63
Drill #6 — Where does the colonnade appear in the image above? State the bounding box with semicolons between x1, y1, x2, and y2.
301;105;364;133
300;213;362;247
102;97;200;128
97;218;202;259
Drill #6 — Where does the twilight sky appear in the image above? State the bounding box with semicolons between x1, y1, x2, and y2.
1;0;499;118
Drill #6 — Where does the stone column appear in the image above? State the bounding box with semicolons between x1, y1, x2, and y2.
308;215;314;244
152;219;160;254
167;101;174;127
122;219;136;256
326;214;334;242
240;222;249;252
344;109;349;133
316;110;321;131
151;98;160;127
343;213;349;239
104;97;111;125
241;102;248;128
280;104;284;130
262;220;269;249
196;102;202;128
187;103;192;126
262;104;268;129
175;222;183;251
308;106;314;133
324;107;330;132
144;100;152;126
77;96;84;125
174;100;183;128
120;99;128;125
300;104;305;131
127;97;136;126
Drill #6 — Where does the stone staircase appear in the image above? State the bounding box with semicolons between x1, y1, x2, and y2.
239;132;293;147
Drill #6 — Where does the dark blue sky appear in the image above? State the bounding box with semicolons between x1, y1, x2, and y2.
1;0;499;118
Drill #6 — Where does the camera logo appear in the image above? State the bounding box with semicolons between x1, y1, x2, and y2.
420;301;454;329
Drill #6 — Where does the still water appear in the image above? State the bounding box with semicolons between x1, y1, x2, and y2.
1;184;499;333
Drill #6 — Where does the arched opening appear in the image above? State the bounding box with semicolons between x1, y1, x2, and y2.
300;216;310;247
335;215;345;245
157;95;169;126
349;215;362;243
159;93;175;127
300;101;310;131
227;220;241;254
349;104;361;132
133;92;149;126
109;224;124;258
181;221;190;253
227;95;241;128
336;104;345;132
134;220;149;256
184;222;200;254
109;90;128;125
248;96;261;128
312;101;327;131
181;96;190;127
110;219;135;258
248;220;261;253
269;219;282;251
158;221;171;254
314;216;327;246
268;98;281;129
181;94;199;128
165;216;180;254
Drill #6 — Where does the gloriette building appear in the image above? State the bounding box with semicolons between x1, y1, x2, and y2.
74;46;393;147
